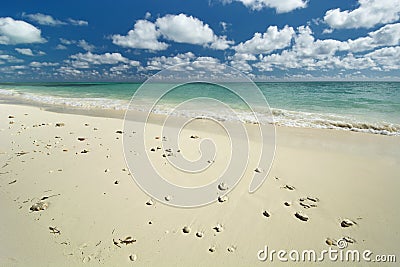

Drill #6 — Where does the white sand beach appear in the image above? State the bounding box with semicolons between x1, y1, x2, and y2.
0;103;399;266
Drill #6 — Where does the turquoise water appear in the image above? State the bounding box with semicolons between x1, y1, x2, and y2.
0;82;399;135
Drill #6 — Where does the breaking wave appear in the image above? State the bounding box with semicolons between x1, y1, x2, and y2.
0;88;399;136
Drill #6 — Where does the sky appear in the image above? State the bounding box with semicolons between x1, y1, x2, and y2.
1;0;400;81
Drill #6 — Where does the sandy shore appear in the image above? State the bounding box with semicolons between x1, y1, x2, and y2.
0;103;399;266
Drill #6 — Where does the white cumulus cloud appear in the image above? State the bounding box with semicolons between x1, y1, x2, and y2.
15;48;34;56
67;18;88;26
112;14;233;51
366;46;400;70
112;20;168;51
0;54;24;63
223;0;308;13
55;44;67;50
348;23;400;52
77;40;95;51
67;52;140;71
324;0;400;29
0;17;45;44
59;38;75;45
156;14;213;44
234;25;295;55
22;13;88;27
30;61;59;67
155;14;233;49
22;13;65;26
253;26;352;71
208;36;234;50
70;52;130;65
144;52;195;70
252;23;400;73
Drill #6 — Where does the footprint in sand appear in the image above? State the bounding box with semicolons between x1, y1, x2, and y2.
282;184;295;191
306;196;319;202
218;182;228;191
342;236;356;244
341;219;356;228
129;254;138;262
284;201;291;207
254;167;263;173
325;238;336;246
294;211;309;222
49;226;61;235
227;246;236;253
213;223;223;233
218;195;228;203
299;196;319;209
196;231;204;238
262;210;271;218
30;201;49;211
326;236;356;246
182;226;191;234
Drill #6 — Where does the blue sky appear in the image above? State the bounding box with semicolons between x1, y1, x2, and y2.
1;0;400;81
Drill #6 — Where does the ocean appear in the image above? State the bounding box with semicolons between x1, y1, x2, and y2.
0;82;399;136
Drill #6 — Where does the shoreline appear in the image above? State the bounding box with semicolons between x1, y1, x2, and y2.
1;94;399;137
1;103;399;266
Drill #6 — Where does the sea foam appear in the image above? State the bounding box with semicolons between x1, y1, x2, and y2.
0;87;399;136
